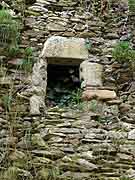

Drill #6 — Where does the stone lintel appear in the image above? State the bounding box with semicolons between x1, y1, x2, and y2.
42;36;88;65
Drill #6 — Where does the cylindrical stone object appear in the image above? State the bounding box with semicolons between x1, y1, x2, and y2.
80;61;103;88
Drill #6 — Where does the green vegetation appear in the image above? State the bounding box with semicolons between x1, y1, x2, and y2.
38;167;60;180
128;0;135;13
120;176;131;180
8;47;22;57
85;38;92;50
1;94;13;112
68;88;82;105
112;41;135;63
55;88;82;109
21;47;34;73
0;167;18;180
0;8;20;49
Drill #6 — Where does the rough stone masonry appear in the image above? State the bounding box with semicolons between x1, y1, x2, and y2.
0;0;135;179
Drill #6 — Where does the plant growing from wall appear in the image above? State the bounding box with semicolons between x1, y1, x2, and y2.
69;88;82;105
21;47;34;73
0;8;20;50
1;94;13;112
8;47;22;57
85;38;92;50
112;41;135;63
128;0;135;13
54;88;83;109
112;41;135;79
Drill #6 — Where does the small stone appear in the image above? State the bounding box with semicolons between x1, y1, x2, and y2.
57;122;71;127
128;129;135;140
62;147;75;153
32;150;65;159
80;151;93;160
48;136;63;143
33;157;52;164
9;150;26;161
47;22;66;32
59;172;90;180
28;5;48;13
106;99;122;105
119;103;131;113
126;168;135;179
62;156;72;162
117;153;132;161
121;116;135;123
107;131;127;140
105;33;119;39
54;128;80;134
31;133;47;147
77;159;98;171
61;111;80;119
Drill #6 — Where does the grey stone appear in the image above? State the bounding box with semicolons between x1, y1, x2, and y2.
105;33;119;39
120;144;135;154
31;133;47;147
47;22;66;32
28;6;48;13
107;131;127;140
126;168;135;179
48;136;63;143
54;128;80;134
128;129;135;140
62;147;75;153
59;171;90;180
79;151;93;160
80;61;103;88
30;53;47;115
117;153;132;161
77;159;98;171
32;150;65;159
33;157;52;164
42;36;88;64
9;150;26;161
30;95;44;115
57;122;72;127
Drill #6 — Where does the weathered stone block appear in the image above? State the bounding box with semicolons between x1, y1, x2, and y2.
42;36;88;65
80;61;103;88
82;89;117;101
128;129;135;140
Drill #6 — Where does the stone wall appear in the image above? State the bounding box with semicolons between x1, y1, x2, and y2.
0;0;135;179
21;0;129;110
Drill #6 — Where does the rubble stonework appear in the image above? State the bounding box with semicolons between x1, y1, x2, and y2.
0;0;135;179
30;36;89;114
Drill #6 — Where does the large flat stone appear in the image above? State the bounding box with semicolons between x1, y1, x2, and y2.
82;89;117;101
41;36;88;65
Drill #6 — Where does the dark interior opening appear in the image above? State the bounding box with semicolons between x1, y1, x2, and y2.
46;64;80;107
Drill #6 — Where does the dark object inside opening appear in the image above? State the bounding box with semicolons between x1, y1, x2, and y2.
46;64;81;107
